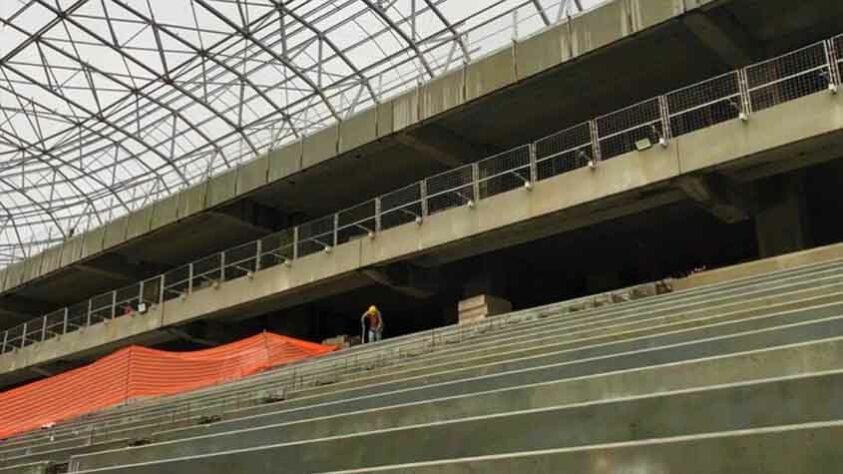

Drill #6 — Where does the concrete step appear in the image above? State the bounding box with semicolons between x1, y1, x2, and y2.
13;256;843;447
16;289;843;459
317;421;843;474
8;258;843;452
132;300;843;444
0;462;50;474
54;266;839;436
0;438;128;470
52;288;843;451
70;371;843;472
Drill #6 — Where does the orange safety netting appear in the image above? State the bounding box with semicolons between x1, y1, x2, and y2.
0;332;336;439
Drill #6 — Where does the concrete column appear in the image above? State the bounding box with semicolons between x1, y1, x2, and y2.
755;173;810;258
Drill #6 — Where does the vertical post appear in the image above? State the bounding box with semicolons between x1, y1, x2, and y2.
63;307;69;335
420;180;428;218
139;280;145;308
738;68;752;119
375;197;382;233
293;226;300;260
41;315;47;342
158;275;165;305
86;298;93;326
333;213;339;247
658;95;672;142
111;291;117;320
528;143;538;183
220;251;226;282
589;120;602;163
255;239;263;272
188;263;194;294
826;39;841;90
1;329;7;354
21;322;27;348
471;163;480;203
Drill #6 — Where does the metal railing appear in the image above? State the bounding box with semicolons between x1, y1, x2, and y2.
2;34;841;355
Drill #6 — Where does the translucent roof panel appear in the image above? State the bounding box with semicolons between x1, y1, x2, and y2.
0;0;598;266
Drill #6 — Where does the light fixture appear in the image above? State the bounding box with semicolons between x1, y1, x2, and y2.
830;83;839;94
323;246;332;255
467;199;476;209
635;138;653;151
284;259;293;268
415;216;423;225
523;181;533;191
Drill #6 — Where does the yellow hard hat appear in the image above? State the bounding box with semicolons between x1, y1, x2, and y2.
368;305;378;314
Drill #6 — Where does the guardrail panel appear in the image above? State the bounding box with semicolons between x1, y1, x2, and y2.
746;42;829;112
596;98;663;160
534;122;592;180
477;145;532;199
381;183;423;230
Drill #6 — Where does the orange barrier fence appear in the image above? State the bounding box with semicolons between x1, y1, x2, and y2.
0;333;336;439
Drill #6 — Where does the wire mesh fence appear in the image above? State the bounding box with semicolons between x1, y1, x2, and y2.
191;254;223;292
3;325;23;352
43;309;67;341
746;42;830;112
426;165;475;215
667;72;742;137
66;302;89;332
23;322;41;348
3;34;842;356
381;183;423;230
259;229;295;270
534;122;593;180
224;242;259;281
477;145;531;199
337;200;377;245
596;98;664;160
162;265;191;301
141;276;163;306
89;292;115;324
297;216;335;258
114;283;141;317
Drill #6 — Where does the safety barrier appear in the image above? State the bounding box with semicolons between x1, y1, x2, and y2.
0;332;335;439
2;34;841;355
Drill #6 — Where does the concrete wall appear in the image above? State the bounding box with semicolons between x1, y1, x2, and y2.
0;0;703;294
3;89;840;376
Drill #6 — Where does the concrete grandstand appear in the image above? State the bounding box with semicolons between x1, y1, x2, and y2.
3;0;843;472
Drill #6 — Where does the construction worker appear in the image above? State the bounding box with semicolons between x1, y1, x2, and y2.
361;305;384;343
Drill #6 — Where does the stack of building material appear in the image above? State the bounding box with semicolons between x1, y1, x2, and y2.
458;294;512;324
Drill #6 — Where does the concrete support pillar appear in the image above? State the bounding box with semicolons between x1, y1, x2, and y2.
755;174;810;258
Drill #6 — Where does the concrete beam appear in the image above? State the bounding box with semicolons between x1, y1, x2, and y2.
675;173;755;223
360;263;440;299
0;295;53;322
395;126;485;167
29;366;53;377
75;253;166;283
164;328;218;348
682;10;759;68
211;200;291;235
